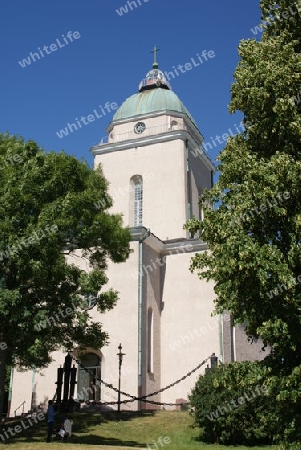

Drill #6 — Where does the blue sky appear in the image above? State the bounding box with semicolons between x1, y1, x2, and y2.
2;0;262;169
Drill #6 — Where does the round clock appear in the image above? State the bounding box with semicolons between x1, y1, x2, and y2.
79;293;97;310
134;122;146;134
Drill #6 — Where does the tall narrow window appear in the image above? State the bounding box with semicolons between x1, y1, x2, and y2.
147;308;153;373
131;175;143;226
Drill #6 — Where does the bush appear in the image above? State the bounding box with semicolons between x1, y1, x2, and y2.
189;360;301;446
189;361;274;445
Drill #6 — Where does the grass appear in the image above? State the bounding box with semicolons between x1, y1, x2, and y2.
0;410;276;450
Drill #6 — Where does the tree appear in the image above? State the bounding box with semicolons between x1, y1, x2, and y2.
186;0;301;370
185;0;301;444
0;133;131;417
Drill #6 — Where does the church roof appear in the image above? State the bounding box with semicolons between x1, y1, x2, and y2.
112;87;198;128
112;49;198;129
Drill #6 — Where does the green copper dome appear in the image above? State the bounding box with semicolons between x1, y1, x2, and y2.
112;60;198;128
112;88;197;128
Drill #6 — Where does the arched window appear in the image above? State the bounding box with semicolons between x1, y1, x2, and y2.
171;120;178;130
147;308;153;373
77;353;101;402
130;175;143;226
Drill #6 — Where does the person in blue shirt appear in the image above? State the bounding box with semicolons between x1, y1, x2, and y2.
46;400;57;442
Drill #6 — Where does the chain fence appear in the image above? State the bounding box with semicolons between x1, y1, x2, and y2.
70;353;211;407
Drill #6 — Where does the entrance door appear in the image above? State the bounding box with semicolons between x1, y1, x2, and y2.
77;353;101;402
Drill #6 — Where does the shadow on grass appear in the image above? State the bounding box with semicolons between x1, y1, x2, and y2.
57;434;146;447
0;411;155;447
70;411;154;447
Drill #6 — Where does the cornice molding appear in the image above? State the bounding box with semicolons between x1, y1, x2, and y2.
129;226;208;255
91;130;215;172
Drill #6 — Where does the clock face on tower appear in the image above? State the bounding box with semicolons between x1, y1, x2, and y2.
134;122;146;134
79;293;97;310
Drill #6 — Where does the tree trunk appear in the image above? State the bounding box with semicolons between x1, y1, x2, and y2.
0;347;8;425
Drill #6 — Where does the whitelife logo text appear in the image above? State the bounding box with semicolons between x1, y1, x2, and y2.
18;31;81;68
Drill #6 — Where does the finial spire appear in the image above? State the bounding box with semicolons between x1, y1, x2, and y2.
151;45;160;69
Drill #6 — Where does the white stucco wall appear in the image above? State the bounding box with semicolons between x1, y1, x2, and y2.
92;241;140;410
10;350;66;416
160;251;218;407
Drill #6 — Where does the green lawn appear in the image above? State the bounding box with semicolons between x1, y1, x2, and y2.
0;410;276;450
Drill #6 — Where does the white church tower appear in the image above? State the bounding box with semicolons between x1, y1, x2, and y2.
89;50;219;409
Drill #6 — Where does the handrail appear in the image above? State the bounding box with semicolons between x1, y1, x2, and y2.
14;400;25;417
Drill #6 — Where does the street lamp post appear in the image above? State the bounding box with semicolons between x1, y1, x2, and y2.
117;343;125;413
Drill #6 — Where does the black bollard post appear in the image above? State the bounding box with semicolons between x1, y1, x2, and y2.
210;353;218;369
205;364;211;374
